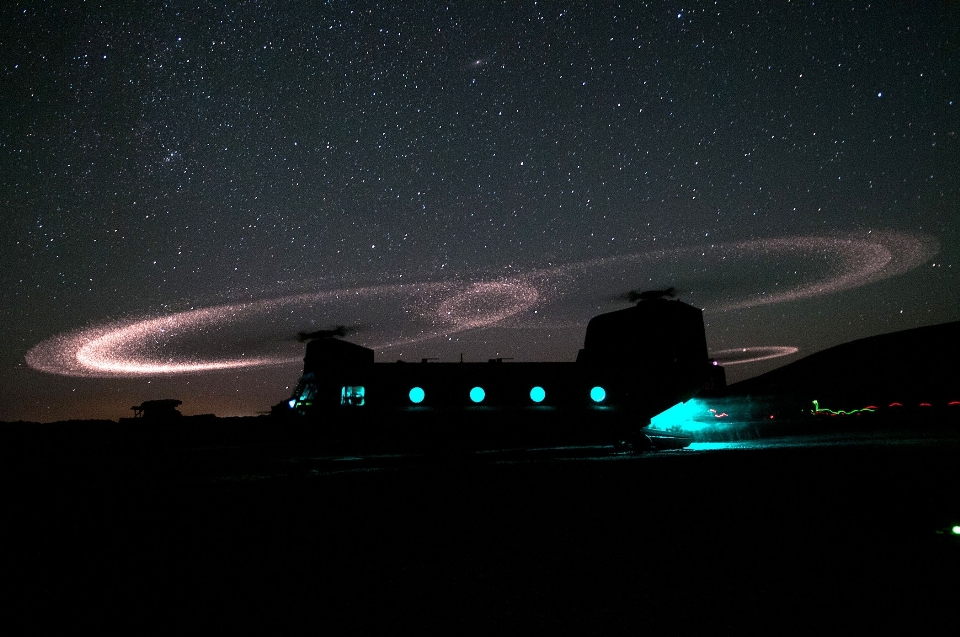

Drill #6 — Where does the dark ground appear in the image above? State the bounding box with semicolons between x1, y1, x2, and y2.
3;421;959;633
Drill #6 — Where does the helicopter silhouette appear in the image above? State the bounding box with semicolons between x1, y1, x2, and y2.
617;287;680;303
296;325;360;342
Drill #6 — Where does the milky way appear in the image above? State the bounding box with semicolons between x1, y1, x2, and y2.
25;231;937;378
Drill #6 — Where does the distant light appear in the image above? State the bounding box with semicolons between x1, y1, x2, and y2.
288;399;296;409
530;386;546;403
590;386;606;403
953;525;960;535
470;386;486;403
409;387;425;404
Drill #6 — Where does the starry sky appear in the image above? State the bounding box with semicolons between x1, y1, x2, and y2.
2;1;958;422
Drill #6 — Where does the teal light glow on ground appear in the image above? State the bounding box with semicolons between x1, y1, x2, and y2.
530;386;546;403
470;387;486;403
649;399;715;434
408;387;425;404
590;387;606;403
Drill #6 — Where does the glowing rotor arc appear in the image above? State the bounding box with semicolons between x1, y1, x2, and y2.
24;231;937;378
25;280;538;378
711;346;800;366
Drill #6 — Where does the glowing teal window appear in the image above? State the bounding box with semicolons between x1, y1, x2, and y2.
409;387;425;404
288;399;296;409
590;386;606;403
340;386;365;406
530;386;546;403
470;386;486;403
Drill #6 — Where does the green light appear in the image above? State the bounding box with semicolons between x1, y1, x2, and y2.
530;386;546;403
590;386;606;403
408;387;425;404
470;386;485;403
810;399;876;416
952;525;960;535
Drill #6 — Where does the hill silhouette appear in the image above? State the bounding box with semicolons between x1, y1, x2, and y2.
729;321;960;403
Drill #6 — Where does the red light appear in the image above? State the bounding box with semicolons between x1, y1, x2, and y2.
919;403;932;407
889;402;903;407
948;401;960;406
769;414;774;419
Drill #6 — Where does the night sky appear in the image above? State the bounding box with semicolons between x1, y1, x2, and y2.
2;2;958;422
